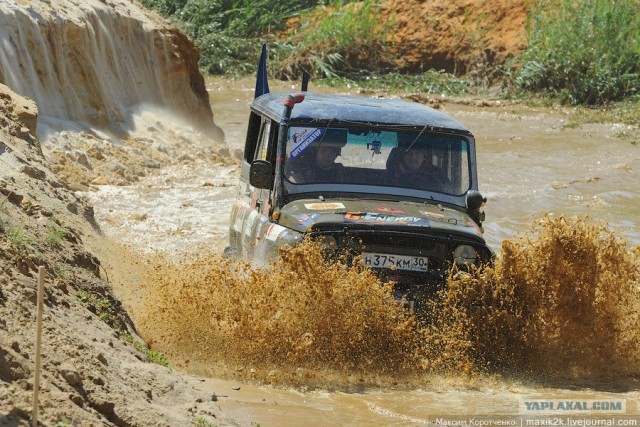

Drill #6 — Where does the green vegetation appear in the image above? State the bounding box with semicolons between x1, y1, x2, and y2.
140;0;392;78
193;416;217;427
1;217;37;257
564;96;640;141
140;0;323;75
516;0;640;105
5;223;33;251
274;0;394;79
119;328;170;367
1;201;66;253
45;217;68;248
139;0;640;106
76;290;115;324
146;349;169;366
54;416;72;427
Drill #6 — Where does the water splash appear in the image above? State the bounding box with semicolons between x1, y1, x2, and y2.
139;216;640;389
139;241;422;388
429;215;640;380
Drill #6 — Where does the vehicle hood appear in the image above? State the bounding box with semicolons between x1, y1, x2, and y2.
278;198;484;238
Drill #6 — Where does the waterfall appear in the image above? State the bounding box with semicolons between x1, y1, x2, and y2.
0;0;216;138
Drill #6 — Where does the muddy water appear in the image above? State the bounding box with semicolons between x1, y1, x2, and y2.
467;105;640;248
87;77;640;426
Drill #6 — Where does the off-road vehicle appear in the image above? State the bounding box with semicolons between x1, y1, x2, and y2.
226;47;492;304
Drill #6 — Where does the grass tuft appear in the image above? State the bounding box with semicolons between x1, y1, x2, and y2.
274;0;395;79
45;217;68;248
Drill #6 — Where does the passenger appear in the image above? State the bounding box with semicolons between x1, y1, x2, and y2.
387;147;451;192
387;148;427;185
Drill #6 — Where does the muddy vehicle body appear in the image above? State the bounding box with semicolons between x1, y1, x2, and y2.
226;49;492;303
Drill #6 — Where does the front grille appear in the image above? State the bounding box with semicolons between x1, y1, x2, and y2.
308;225;452;286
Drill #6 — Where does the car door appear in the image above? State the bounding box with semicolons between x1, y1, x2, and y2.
241;118;277;261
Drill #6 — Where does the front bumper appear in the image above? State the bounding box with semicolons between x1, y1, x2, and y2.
307;225;492;291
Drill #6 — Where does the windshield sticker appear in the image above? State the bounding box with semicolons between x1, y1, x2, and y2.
290;127;325;158
304;202;346;210
344;212;428;225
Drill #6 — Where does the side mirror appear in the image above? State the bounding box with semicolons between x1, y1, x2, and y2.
249;160;274;189
466;190;486;211
466;190;486;226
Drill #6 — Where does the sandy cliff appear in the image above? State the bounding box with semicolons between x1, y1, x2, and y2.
0;0;234;424
0;0;218;137
381;0;534;74
0;71;229;427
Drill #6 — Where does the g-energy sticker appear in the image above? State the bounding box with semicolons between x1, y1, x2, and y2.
344;212;424;224
290;127;325;158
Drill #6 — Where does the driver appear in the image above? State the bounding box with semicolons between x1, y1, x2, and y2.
312;144;343;181
286;129;346;183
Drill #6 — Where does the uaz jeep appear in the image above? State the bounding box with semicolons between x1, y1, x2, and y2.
226;49;492;304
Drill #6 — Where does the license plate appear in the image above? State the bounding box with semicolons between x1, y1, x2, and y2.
361;252;428;272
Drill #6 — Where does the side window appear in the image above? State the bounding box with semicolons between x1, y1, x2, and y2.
252;119;279;162
254;120;272;161
244;111;262;163
267;121;279;160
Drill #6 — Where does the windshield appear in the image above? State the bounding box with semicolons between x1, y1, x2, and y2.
284;126;471;195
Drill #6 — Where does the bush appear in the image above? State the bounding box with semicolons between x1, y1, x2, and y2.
140;0;395;78
140;0;323;75
274;0;395;79
516;0;640;105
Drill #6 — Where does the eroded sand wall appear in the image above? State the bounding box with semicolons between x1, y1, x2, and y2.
0;0;216;136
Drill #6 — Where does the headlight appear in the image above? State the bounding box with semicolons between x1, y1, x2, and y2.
317;235;337;248
453;245;477;267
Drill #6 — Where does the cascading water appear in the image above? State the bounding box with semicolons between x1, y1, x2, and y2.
0;0;217;140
